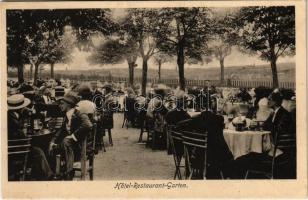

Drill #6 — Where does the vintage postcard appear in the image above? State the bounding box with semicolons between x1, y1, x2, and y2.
0;0;307;198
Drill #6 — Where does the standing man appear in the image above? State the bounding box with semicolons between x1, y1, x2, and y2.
49;92;92;179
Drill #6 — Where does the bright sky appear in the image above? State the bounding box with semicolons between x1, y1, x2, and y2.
44;8;295;71
53;47;294;71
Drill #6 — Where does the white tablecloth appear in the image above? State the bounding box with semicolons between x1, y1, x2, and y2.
223;129;271;159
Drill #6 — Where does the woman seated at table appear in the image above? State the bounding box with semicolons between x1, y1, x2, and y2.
255;97;273;122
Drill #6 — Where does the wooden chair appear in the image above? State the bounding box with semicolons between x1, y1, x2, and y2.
181;130;207;180
166;124;176;155
244;130;296;179
169;128;185;180
73;123;97;180
8;137;32;181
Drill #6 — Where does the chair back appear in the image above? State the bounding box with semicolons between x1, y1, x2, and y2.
87;123;97;158
79;123;97;180
275;132;296;155
272;130;296;178
181;130;207;149
181;130;207;179
8;137;31;181
169;128;184;156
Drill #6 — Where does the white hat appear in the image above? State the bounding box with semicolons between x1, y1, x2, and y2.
7;94;30;110
258;97;268;107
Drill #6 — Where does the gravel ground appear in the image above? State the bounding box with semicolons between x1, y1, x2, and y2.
93;113;175;180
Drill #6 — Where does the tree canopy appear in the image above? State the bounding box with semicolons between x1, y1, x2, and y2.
237;6;295;87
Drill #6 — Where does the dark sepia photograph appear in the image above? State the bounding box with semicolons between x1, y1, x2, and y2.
5;6;297;183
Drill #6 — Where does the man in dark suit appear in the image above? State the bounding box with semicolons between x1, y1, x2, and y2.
263;91;294;144
49;92;93;179
231;91;296;179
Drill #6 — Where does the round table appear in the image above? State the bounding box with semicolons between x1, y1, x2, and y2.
223;129;271;159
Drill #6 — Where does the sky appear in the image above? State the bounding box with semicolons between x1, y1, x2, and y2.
56;7;294;71
26;7;295;71
50;47;294;71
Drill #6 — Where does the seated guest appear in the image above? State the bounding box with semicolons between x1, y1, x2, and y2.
237;88;252;102
146;84;167;119
165;89;191;125
49;92;93;179
263;91;295;151
8;94;54;180
76;83;96;117
232;91;295;178
256;97;273;122
37;86;53;104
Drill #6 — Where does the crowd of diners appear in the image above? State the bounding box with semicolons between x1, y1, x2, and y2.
7;78;296;180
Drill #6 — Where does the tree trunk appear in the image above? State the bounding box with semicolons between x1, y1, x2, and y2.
220;58;225;86
51;63;55;79
34;62;40;85
270;59;279;88
17;64;24;83
177;43;185;90
158;61;162;83
141;59;148;96
29;64;33;80
128;62;135;86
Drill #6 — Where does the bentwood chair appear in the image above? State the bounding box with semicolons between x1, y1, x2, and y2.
166;124;176;155
244;130;296;179
169;129;185;180
73;123;97;180
181;130;208;180
8;137;32;181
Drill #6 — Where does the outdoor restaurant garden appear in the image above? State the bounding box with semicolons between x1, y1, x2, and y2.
6;6;296;181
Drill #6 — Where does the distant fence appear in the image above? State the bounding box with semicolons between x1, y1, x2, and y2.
65;75;295;89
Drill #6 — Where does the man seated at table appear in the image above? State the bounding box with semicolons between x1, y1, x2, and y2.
38;86;53;105
8;94;54;180
231;91;295;178
49;92;93;179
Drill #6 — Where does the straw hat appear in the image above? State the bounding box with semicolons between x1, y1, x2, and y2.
8;94;31;110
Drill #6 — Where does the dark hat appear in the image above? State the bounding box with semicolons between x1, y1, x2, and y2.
60;92;79;106
77;83;92;99
269;91;283;105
